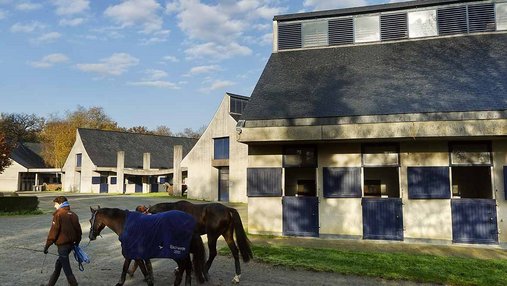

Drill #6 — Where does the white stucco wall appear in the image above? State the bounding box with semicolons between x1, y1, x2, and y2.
62;131;97;193
0;161;26;192
183;94;248;203
248;197;283;235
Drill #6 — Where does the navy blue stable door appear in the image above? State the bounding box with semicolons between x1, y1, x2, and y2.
362;198;403;240
451;199;498;244
99;183;108;193
283;197;319;237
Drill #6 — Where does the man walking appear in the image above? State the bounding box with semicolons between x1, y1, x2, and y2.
42;196;82;286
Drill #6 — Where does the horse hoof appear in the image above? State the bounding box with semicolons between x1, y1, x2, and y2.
232;275;241;284
204;272;210;282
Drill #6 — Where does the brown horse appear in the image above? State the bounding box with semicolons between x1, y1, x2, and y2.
147;201;253;283
88;206;206;286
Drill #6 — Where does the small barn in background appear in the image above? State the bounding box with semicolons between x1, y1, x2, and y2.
182;93;249;203
62;128;197;194
0;142;61;192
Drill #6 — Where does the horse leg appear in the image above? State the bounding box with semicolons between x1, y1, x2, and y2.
136;259;153;286
184;256;192;286
174;259;185;286
145;259;154;283
224;229;241;284
205;234;219;275
116;258;132;286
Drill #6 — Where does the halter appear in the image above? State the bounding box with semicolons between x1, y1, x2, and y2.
89;210;100;239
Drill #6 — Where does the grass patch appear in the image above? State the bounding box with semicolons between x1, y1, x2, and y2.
0;209;44;216
219;245;507;286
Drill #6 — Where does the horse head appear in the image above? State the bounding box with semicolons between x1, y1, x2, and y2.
89;206;104;241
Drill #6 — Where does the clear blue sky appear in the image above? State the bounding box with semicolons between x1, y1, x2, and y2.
0;0;398;132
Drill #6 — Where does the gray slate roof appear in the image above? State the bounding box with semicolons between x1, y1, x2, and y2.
78;129;197;169
11;142;46;169
241;33;507;121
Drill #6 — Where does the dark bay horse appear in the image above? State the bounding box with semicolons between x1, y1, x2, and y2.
148;201;253;283
88;206;206;286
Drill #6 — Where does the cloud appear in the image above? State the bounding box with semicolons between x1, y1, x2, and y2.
10;22;45;33
169;0;285;61
51;0;89;15
0;10;6;20
59;18;85;26
143;69;168;80
16;2;42;11
187;65;221;75
29;53;69;68
128;68;178;89
200;79;235;92
33;32;61;44
185;42;251;61
127;80;179;89
104;0;163;33
76;53;139;76
303;0;367;10
162;55;179;63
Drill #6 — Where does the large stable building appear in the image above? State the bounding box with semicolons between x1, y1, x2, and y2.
238;0;507;246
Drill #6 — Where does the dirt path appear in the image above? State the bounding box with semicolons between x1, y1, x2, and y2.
0;193;434;286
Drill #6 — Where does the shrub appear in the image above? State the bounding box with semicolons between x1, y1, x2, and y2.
0;196;39;212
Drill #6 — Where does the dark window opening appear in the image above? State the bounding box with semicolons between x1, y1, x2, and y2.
214;137;229;160
363;167;400;198
452;166;492;199
284;168;316;197
76;153;82;167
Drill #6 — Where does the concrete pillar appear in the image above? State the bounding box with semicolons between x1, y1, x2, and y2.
173;145;183;196
34;173;39;191
116;151;125;194
143;152;151;193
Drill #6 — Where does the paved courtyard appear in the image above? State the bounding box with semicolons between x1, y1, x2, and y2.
0;193;436;286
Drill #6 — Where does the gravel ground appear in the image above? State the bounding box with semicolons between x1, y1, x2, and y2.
0;193;434;286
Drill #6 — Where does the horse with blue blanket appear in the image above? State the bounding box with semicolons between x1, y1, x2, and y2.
147;201;253;283
88;207;206;286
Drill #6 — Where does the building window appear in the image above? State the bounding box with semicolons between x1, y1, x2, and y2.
408;10;438;38
76;153;82;167
497;3;507;31
230;97;247;114
214;137;229;160
278;23;302;50
354;15;380;43
437;5;467;35
302;20;328;48
283;146;317;168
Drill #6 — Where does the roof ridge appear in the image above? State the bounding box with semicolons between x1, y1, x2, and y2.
77;128;198;140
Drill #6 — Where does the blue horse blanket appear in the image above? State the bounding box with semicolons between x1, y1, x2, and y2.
119;210;196;260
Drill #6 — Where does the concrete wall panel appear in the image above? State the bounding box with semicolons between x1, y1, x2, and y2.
320;198;362;237
248;197;282;235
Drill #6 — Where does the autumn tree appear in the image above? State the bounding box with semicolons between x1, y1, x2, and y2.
0;132;12;174
127;126;153;134
0;113;45;144
153;125;173;136
41;106;120;168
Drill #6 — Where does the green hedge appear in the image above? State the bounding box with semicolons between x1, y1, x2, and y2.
0;196;39;212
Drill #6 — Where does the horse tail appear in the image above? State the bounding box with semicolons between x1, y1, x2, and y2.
229;208;253;263
191;233;206;283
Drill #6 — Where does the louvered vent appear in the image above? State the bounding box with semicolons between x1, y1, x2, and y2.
380;13;408;41
468;3;496;33
437;5;468;35
328;18;354;46
278;23;302;50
